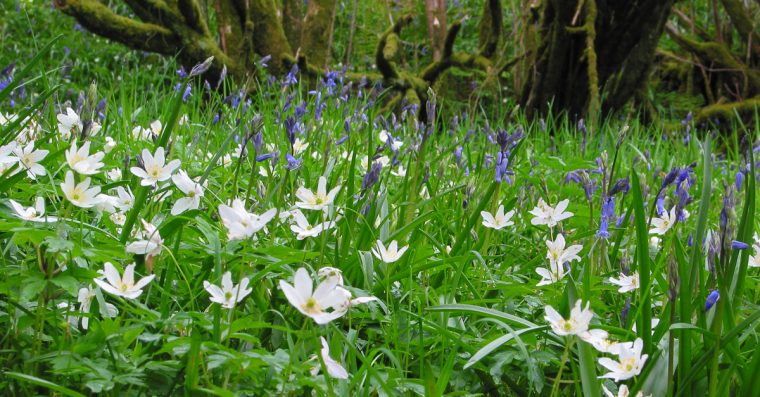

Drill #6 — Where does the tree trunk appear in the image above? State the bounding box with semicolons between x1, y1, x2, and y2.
55;0;293;82
521;0;676;118
282;0;304;52
300;0;336;69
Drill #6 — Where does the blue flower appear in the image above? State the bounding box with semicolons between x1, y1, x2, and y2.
731;240;749;250
705;290;720;311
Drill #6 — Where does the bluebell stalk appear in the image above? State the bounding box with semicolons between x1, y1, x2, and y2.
578;118;588;155
705;290;720;311
621;297;631;327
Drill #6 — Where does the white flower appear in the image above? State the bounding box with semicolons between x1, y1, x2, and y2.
171;170;204;215
61;171;102;208
318;267;344;285
609;272;640;293
110;211;126;226
293;138;309;155
546;234;583;267
391;165;407;177
12;141;48;179
360;155;390;170
318;337;349;379
93;262;155;299
106;168;122;181
536;261;568;286
289;209;335;240
104;136;116;153
331;286;378;314
544;300;594;336
379;130;403;151
57;107;82;139
749;244;760;268
295;176;341;212
89;122;102;136
114;186;135;211
149;120;163;135
74;285;117;329
126;219;163;258
481;205;515;230
529;198;573;228
582;329;624;354
372;240;409;263
203;271;252;309
131;125;153;141
218;199;277;240
8;197;56;222
66;139;105;175
599;338;648;382
130;147;180;186
278;267;350;324
94;193;118;213
650;206;676;235
603;385;650;397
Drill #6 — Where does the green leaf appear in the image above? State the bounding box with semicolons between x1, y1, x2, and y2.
4;372;86;397
631;170;652;351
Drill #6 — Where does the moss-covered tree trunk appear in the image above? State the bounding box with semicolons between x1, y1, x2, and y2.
54;0;293;83
521;0;676;118
300;0;336;69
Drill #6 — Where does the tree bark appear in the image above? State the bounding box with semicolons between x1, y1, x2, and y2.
521;0;676;118
300;0;336;69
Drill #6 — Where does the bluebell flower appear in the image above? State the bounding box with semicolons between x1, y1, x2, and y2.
597;196;615;239
212;113;220;125
494;151;509;183
731;240;749;250
735;171;744;190
188;56;214;77
705;290;720;311
182;84;192;102
361;162;383;191
454;146;463;165
283;64;298;86
257;55;271;69
284;154;302;170
336;135;348;146
609;178;630;196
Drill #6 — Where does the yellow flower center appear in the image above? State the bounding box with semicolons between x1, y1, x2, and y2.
302;297;321;314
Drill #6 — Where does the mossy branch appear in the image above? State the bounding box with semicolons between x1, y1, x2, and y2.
178;0;211;36
375;15;413;81
478;0;503;58
720;0;760;57
666;24;760;93
54;0;180;55
696;97;760;122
